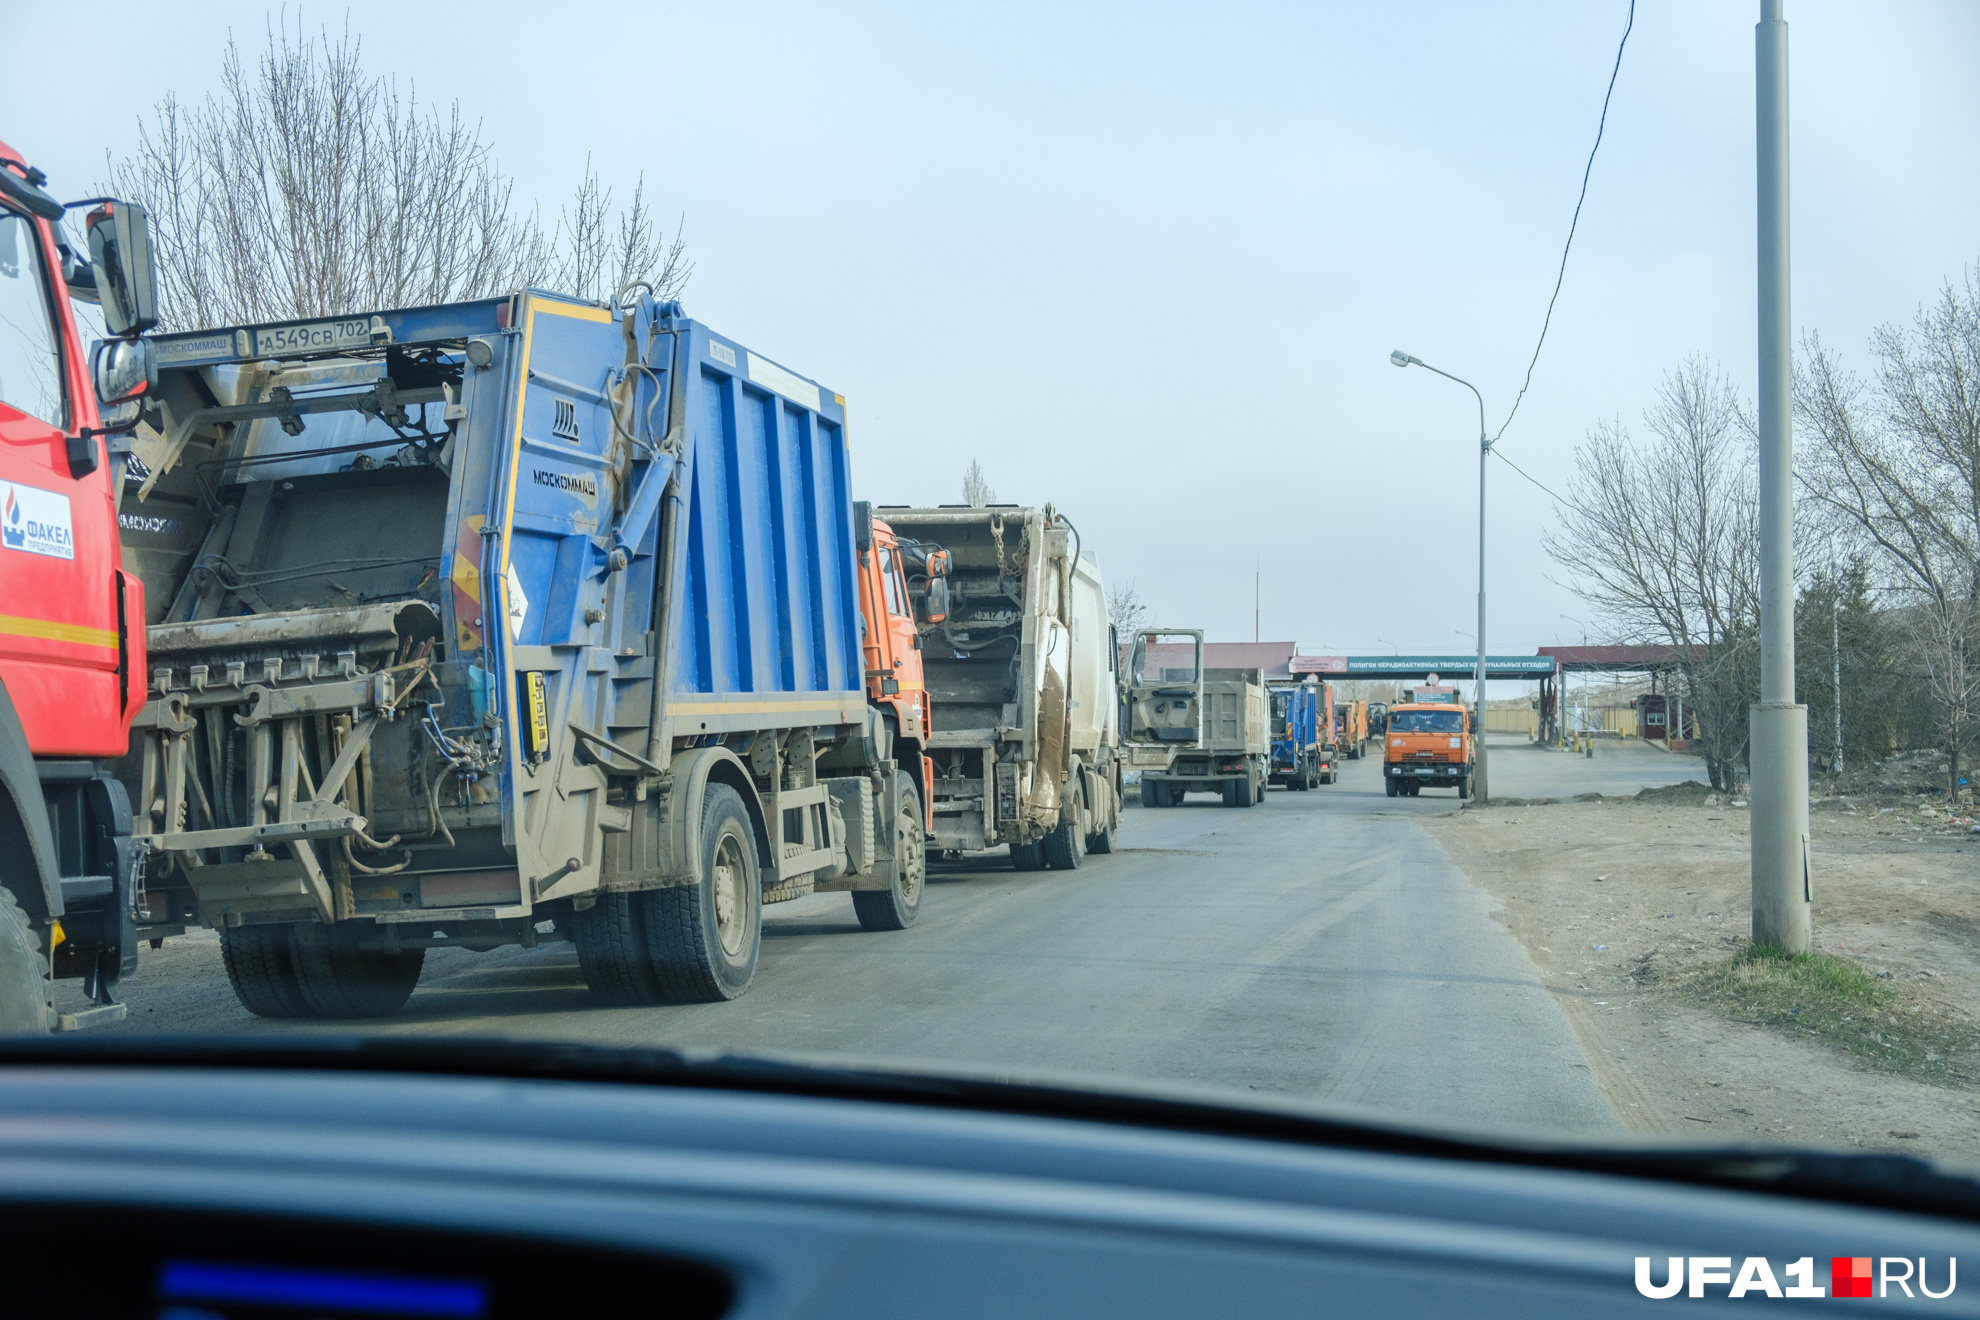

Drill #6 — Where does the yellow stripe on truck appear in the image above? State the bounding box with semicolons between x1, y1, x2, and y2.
0;613;118;650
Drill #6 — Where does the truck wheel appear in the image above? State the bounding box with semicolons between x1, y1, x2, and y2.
290;921;426;1018
1010;839;1047;871
1086;792;1117;855
571;893;664;1005
1140;779;1157;809
644;783;763;1002
853;772;924;931
1226;778;1245;808
1385;777;1399;798
0;885;53;1034
1252;770;1266;805
219;924;313;1019
1043;802;1086;870
1457;775;1471;800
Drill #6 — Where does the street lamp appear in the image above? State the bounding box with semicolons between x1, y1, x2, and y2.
1392;349;1490;802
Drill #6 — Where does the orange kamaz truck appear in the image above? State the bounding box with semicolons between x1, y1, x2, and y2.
1382;699;1475;799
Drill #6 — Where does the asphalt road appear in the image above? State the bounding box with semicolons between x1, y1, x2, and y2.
63;739;1709;1140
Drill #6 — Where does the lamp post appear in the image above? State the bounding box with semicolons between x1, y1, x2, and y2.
1392;349;1490;802
1751;0;1810;952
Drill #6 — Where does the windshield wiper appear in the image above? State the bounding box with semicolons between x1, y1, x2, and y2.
4;1035;1976;1222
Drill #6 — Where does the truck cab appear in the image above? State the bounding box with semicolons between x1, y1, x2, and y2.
1382;700;1475;799
852;503;948;827
0;140;158;1030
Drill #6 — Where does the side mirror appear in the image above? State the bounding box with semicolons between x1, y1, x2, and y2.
853;500;874;553
86;202;159;335
92;337;155;406
924;548;951;578
921;576;950;625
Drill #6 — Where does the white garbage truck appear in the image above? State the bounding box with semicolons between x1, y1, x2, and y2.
876;505;1121;870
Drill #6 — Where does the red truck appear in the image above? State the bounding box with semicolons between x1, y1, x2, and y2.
0;139;160;1030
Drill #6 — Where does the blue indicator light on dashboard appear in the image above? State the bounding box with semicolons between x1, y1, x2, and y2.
158;1261;487;1317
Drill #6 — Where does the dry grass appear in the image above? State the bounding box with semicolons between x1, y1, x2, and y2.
1675;942;1978;1088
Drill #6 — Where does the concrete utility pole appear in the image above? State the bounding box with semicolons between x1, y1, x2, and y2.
1832;596;1843;776
1751;0;1812;952
1390;349;1490;802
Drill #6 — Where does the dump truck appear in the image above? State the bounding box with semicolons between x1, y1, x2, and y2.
878;505;1120;870
1383;700;1476;798
1139;668;1269;807
116;290;946;1017
1267;680;1323;790
0;140;165;1032
1336;699;1369;760
1121;628;1203;794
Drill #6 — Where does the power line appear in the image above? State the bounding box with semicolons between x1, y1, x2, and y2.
1492;447;1572;507
1490;0;1636;450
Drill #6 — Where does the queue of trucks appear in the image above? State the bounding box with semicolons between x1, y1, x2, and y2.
0;131;1475;1031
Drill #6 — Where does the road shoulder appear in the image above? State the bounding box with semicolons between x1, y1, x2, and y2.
1421;796;1980;1154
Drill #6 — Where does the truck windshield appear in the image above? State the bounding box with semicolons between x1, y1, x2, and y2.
0;211;63;428
1389;710;1464;733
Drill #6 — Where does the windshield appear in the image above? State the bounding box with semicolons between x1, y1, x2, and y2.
23;5;1980;1193
1389;709;1465;733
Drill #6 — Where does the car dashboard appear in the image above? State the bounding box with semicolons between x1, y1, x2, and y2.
0;1053;1975;1318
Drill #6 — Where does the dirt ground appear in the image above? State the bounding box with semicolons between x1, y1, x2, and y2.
1421;789;1980;1157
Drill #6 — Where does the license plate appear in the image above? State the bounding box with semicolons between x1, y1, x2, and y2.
253;316;379;357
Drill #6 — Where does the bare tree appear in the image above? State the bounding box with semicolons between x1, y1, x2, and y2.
551;156;692;304
962;458;995;508
1107;579;1148;635
1798;269;1980;797
105;21;687;330
1545;357;1760;789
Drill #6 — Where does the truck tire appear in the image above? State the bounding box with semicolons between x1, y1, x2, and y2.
1457;774;1471;801
1086;786;1117;854
1010;839;1047;871
853;772;924;931
1086;818;1115;853
219;924;312;1019
290;921;426;1018
1385;777;1399;798
1251;768;1266;806
1140;779;1158;809
571;893;664;1005
644;783;763;1002
1223;779;1242;808
1042;800;1086;870
0;885;52;1034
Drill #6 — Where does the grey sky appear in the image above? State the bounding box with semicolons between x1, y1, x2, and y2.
7;2;1976;683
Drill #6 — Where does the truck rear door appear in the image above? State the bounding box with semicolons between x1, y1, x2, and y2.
493;295;662;899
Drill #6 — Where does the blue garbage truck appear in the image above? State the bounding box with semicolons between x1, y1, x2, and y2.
115;290;941;1017
1267;679;1327;790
